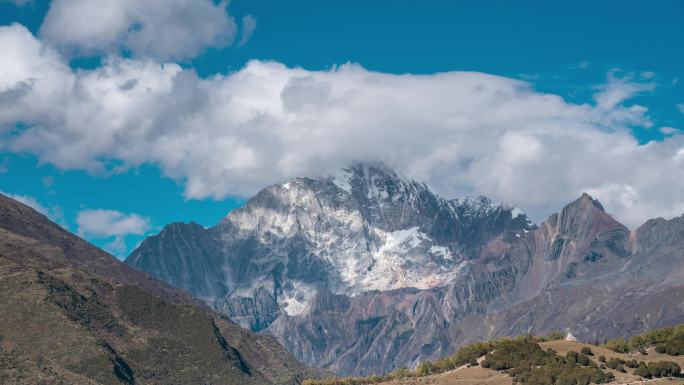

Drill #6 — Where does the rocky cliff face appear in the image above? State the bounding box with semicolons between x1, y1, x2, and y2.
127;164;532;325
126;164;684;376
478;193;684;349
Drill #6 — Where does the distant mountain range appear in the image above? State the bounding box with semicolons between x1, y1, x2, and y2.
126;163;684;376
0;193;317;384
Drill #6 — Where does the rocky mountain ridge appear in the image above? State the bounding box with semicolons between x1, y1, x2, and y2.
0;193;318;384
128;164;531;315
127;164;684;376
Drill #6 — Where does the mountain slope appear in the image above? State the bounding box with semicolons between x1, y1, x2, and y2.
125;164;535;374
126;164;684;376
0;193;317;385
483;196;684;339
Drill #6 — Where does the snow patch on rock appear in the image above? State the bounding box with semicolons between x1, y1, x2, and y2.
347;227;464;292
367;179;390;200
429;245;453;261
455;196;501;216
381;226;430;251
332;168;353;193
511;207;524;218
279;282;317;316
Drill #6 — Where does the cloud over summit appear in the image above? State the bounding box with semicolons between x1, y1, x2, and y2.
40;0;237;61
0;24;683;228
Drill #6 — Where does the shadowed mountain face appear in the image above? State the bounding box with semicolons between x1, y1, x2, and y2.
127;164;684;376
0;194;318;385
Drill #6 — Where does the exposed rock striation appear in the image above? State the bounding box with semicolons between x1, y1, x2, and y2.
127;164;684;376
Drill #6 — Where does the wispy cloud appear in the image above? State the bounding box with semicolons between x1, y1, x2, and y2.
640;71;656;80
76;209;150;255
567;61;591;70
1;24;683;228
593;70;656;112
660;126;679;135
41;176;54;187
0;191;64;224
239;15;257;46
1;191;48;214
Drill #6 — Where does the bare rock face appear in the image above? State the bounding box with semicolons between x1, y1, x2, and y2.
126;164;684;376
476;194;684;350
127;163;532;321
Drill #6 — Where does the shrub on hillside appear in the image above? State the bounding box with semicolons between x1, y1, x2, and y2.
549;331;565;340
634;365;651;378
625;359;638;368
604;338;630;353
628;360;681;379
303;338;505;385
577;354;590;366
580;347;593;356
603;324;684;353
605;358;622;370
483;340;613;385
304;336;619;385
416;362;432;376
647;361;681;378
556;373;577;385
655;338;684;356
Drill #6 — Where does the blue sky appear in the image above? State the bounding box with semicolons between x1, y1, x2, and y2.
0;0;683;258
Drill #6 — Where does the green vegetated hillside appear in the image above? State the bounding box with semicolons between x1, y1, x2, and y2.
603;323;684;355
0;193;319;385
304;326;684;385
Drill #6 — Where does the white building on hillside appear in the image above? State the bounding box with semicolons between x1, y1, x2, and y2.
565;332;578;342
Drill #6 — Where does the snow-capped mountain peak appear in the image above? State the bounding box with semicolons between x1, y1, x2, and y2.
128;162;535;328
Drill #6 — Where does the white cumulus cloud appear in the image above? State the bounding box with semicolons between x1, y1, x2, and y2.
40;0;237;61
76;209;150;254
1;24;684;228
